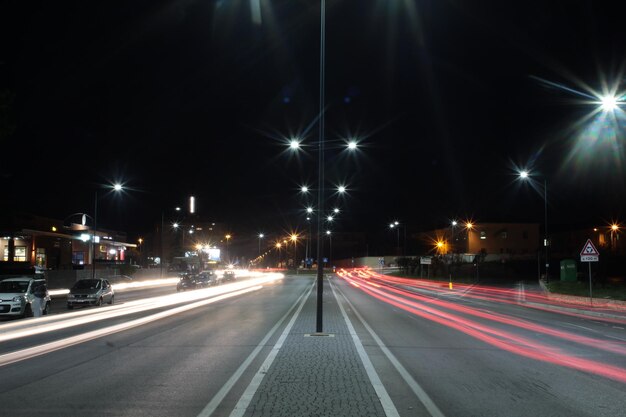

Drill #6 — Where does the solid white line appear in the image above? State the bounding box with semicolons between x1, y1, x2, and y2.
330;281;400;417
196;282;313;417
333;281;446;417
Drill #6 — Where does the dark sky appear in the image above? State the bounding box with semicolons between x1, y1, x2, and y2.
2;1;625;242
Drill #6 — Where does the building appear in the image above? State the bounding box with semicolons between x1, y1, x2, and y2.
0;211;137;287
419;222;541;260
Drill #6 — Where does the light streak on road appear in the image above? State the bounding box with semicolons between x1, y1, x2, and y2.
339;269;626;384
0;285;264;367
0;273;283;343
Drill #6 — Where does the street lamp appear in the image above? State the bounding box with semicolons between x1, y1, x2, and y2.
92;183;124;279
258;233;265;256
275;242;282;268
290;233;298;270
326;230;332;270
225;234;232;263
518;170;549;282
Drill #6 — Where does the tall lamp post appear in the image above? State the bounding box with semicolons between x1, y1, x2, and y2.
326;230;332;270
225;234;232;264
519;170;549;282
92;183;123;280
258;233;264;256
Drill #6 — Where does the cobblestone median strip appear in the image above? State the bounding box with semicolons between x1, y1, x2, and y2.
231;279;391;417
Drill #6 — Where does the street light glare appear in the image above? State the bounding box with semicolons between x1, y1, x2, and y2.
326;230;331;235
600;95;618;112
519;170;529;179
306;207;314;214
451;220;458;226
337;185;346;193
289;139;300;150
327;215;334;222
333;208;340;214
259;233;264;238
113;183;123;191
347;141;357;150
301;186;309;193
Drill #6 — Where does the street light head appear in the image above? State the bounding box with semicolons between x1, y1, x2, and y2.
113;183;123;191
611;224;619;231
389;223;395;229
394;221;399;226
600;94;618;112
175;207;181;211
451;220;458;227
173;223;179;229
347;141;357;150
289;139;300;150
306;207;314;214
436;241;444;248
301;186;309;193
466;222;473;230
333;207;340;214
519;170;529;179
259;233;264;238
290;234;298;242
337;185;346;194
326;230;331;235
225;234;231;240
327;215;334;222
276;242;282;248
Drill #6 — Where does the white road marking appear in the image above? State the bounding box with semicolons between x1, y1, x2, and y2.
197;282;313;417
333;281;446;417
330;281;400;417
223;282;313;417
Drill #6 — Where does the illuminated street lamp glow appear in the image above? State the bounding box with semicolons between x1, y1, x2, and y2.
451;220;458;226
327;215;334;222
113;183;123;191
337;185;346;193
289;139;300;150
275;242;282;248
326;230;331;235
290;234;298;242
466;222;474;230
259;233;265;238
301;186;309;193
173;223;179;229
306;207;314;214
611;224;619;231
347;141;357;150
600;95;618;112
519;170;529;179
333;208;340;214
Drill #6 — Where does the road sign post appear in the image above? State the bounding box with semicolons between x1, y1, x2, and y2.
579;239;599;305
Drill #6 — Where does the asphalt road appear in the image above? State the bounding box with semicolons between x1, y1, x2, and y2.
1;271;625;417
332;271;626;417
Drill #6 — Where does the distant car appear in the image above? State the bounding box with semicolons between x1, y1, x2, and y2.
223;270;236;282
197;270;219;287
177;274;197;292
67;278;114;309
0;277;51;318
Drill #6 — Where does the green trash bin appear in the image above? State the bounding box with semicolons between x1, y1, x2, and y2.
560;259;577;281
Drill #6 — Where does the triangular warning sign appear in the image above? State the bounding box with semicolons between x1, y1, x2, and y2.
580;239;599;256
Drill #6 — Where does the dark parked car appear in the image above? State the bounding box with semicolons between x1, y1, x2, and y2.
176;274;197;292
223;269;236;282
67;278;114;309
197;270;219;287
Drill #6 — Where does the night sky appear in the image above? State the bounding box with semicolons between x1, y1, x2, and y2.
1;1;625;243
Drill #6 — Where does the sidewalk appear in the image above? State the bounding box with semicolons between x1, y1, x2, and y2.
237;279;389;417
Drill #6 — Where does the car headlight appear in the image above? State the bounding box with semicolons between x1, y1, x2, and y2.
12;296;25;302
67;294;75;299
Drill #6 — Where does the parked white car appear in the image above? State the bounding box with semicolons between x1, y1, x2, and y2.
0;277;51;318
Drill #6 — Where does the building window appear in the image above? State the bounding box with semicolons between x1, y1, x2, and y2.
10;246;27;262
72;251;85;265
